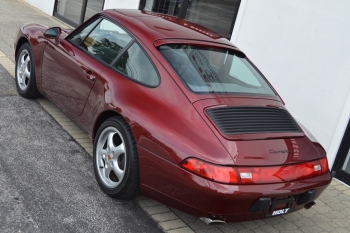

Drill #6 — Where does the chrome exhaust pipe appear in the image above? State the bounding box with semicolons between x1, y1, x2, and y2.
304;201;316;209
200;216;226;225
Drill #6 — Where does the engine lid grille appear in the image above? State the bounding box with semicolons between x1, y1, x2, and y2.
206;106;301;135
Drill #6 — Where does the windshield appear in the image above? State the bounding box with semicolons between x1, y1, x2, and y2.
158;44;276;95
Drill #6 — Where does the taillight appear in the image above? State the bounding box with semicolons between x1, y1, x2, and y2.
180;158;240;184
237;160;322;184
319;157;329;173
180;157;329;185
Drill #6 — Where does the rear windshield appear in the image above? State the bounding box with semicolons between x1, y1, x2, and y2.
158;44;276;95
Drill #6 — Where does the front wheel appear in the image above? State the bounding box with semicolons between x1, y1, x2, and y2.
93;116;140;198
15;43;41;98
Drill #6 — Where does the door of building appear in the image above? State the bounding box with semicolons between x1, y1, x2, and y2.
140;0;241;39
332;119;350;185
54;0;105;27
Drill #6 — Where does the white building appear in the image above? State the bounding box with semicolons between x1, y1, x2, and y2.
24;0;350;185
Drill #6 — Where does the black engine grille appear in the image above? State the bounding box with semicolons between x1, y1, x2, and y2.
207;106;301;135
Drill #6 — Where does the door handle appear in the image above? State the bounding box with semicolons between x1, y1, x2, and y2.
84;69;96;81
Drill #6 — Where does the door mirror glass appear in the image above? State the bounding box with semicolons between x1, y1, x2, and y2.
44;27;62;38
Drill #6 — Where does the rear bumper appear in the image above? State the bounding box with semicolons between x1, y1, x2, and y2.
139;146;332;222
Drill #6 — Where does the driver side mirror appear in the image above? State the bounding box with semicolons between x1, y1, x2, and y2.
44;27;62;38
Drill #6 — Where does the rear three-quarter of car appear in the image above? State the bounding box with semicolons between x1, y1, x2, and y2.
13;9;332;223
136;40;331;223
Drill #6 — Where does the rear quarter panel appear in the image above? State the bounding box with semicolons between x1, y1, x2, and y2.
88;59;233;166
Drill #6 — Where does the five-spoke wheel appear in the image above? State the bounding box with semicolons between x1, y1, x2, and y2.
17;49;31;91
93;117;140;198
96;127;126;188
15;43;40;98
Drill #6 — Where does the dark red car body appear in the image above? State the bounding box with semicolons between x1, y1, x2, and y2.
14;9;332;222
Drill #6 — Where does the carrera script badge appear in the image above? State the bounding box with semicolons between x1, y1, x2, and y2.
269;149;290;154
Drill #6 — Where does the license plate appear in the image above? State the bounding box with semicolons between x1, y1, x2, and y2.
266;196;295;217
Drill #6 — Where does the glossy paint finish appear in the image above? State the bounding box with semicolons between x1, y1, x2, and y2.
14;10;332;222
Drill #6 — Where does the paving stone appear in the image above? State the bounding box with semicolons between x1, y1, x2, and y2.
143;205;171;215
334;227;350;233
138;199;163;208
167;227;195;233
334;218;350;228
159;219;187;231
259;224;279;233
218;222;246;233
291;217;315;227
317;221;339;231
241;220;265;230
152;212;178;222
170;208;197;224
272;221;298;231
314;204;332;213
193;228;224;233
335;185;349;191
188;219;218;230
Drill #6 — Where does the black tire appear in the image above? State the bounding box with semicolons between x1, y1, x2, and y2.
15;43;41;98
93;116;140;198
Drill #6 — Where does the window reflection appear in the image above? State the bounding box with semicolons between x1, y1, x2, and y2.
185;0;240;38
144;0;182;17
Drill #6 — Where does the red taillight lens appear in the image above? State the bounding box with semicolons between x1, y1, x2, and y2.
180;158;240;184
180;158;329;185
238;158;329;184
320;157;329;173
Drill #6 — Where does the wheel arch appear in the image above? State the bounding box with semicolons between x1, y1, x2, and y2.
15;37;30;59
92;110;132;143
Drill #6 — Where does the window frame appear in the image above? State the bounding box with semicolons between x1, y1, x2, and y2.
66;14;161;88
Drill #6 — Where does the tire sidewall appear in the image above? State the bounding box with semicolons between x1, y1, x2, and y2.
93;117;136;197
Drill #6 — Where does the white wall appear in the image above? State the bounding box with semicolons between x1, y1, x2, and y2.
24;0;55;15
103;0;140;10
231;0;350;167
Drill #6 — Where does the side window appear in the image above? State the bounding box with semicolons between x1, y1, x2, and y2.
113;43;159;86
81;19;132;64
70;19;100;46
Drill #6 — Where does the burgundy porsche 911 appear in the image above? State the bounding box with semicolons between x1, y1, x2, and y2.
14;9;331;224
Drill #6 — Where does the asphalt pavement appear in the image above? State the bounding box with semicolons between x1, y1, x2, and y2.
0;63;163;232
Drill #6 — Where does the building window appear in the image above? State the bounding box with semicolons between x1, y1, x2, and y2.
140;0;241;39
54;0;105;27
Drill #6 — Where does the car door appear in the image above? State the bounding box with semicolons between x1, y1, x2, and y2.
41;17;133;117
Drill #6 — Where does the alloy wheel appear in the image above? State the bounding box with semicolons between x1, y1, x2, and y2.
16;49;31;91
95;126;126;188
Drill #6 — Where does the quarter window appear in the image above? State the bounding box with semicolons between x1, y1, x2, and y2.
113;43;159;86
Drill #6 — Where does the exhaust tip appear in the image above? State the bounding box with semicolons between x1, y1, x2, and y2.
304;201;316;209
200;216;226;225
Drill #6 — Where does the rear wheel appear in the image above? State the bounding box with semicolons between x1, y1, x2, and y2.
15;43;40;98
93;116;140;198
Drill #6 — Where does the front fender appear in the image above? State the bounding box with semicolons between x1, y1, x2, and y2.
14;23;49;89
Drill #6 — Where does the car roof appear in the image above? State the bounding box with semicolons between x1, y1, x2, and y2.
101;9;236;48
